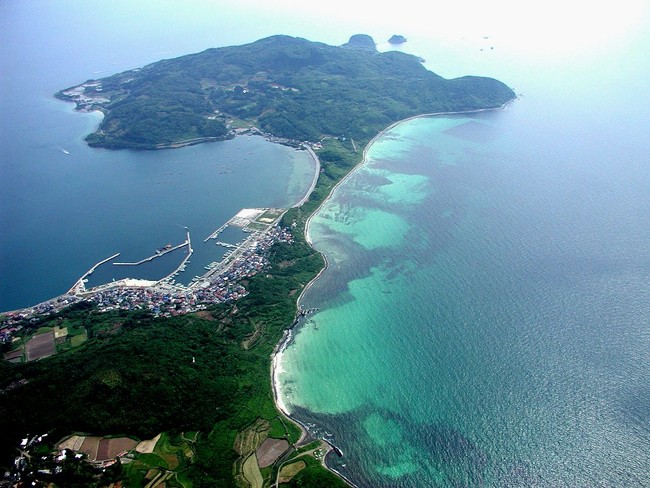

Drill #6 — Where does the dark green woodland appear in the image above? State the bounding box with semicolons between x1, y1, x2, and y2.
56;35;514;149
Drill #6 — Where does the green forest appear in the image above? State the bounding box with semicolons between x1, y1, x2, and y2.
56;35;514;149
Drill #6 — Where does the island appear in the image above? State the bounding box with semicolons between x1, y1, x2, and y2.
2;35;514;487
388;34;407;44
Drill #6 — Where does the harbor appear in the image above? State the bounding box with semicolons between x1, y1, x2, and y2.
1;209;291;322
112;239;189;266
203;222;228;242
157;230;194;286
183;208;286;289
68;253;121;294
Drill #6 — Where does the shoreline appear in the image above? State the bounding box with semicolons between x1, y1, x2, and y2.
270;101;514;484
292;146;321;209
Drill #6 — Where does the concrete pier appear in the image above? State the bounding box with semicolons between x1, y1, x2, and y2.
69;253;121;294
113;240;187;266
204;223;228;242
157;231;193;285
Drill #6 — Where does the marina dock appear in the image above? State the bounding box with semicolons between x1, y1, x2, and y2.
157;230;193;285
66;210;287;299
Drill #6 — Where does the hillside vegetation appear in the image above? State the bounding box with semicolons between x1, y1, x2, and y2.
56;35;515;149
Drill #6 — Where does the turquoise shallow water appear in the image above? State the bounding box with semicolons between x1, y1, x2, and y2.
279;99;650;485
3;1;650;485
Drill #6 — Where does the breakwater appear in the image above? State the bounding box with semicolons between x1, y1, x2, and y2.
112;241;187;266
68;253;121;294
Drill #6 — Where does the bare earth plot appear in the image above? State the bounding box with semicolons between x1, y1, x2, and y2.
58;435;85;451
79;437;101;461
256;438;289;468
59;435;137;462
25;331;55;361
136;433;162;454
98;437;138;461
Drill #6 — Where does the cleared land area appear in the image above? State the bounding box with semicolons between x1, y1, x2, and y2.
98;437;138;461
25;331;55;361
80;437;101;461
256;438;289;468
53;325;68;339
136;433;162;454
58;435;85;451
243;454;263;488
59;435;137;462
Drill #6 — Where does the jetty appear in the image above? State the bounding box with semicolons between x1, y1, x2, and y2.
69;253;120;294
204;222;228;242
157;230;193;285
113;240;188;266
322;439;344;457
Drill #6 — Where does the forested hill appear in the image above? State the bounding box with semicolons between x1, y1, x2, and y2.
56;34;515;149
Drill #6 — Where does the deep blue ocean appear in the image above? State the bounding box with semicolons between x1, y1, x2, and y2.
0;1;316;310
2;1;650;486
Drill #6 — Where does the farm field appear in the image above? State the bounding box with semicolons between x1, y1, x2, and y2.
25;331;55;361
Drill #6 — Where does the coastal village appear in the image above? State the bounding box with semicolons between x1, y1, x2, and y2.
0;208;295;363
0;208;315;485
0;121;323;359
0;128;333;485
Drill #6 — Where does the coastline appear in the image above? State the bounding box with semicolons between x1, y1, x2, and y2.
270;101;515;484
292;146;321;209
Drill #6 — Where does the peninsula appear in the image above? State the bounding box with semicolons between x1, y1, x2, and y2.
3;35;515;487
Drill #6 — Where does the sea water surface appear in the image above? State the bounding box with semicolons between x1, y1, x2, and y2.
0;1;318;311
278;28;650;488
3;1;650;486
